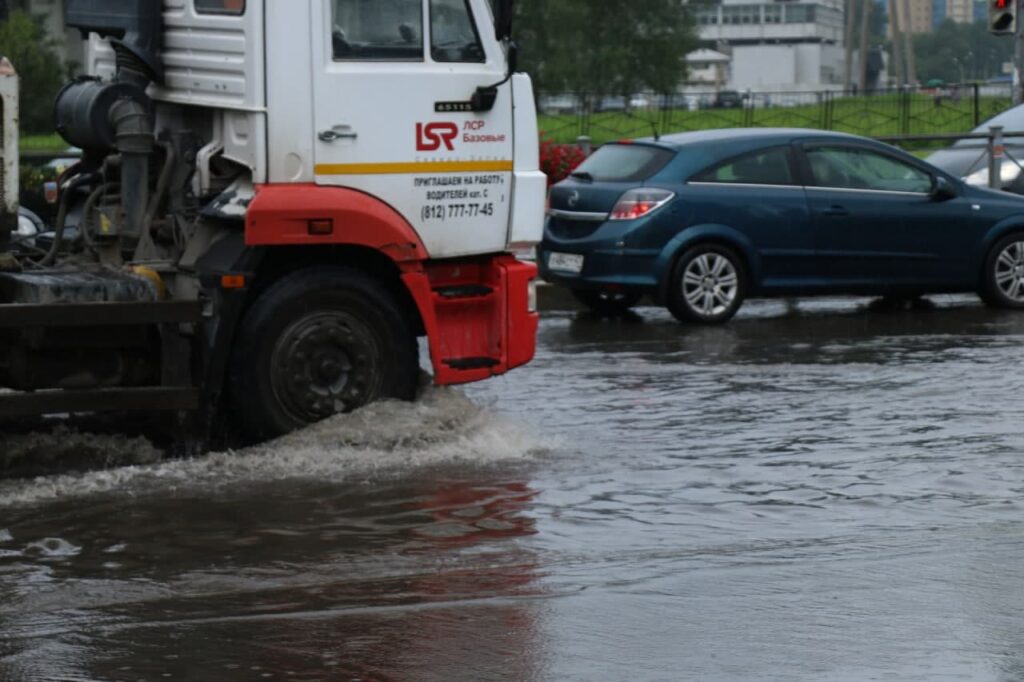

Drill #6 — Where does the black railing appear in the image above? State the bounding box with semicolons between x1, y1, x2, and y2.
538;83;1014;144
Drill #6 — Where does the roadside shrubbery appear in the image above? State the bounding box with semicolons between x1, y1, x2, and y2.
539;135;586;186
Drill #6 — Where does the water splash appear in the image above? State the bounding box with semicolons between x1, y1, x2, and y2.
0;387;550;509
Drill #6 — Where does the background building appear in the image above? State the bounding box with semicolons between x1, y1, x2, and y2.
695;0;845;91
898;0;934;34
685;48;731;87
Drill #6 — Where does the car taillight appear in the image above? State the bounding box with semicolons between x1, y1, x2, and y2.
609;188;675;221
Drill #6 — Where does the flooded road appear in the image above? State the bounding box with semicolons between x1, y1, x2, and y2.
2;295;1024;681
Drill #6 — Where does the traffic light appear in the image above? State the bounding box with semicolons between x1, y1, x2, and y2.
990;0;1017;35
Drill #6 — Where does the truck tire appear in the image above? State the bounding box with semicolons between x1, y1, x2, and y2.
228;267;419;441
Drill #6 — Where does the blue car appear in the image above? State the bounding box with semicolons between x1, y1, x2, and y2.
539;128;1024;322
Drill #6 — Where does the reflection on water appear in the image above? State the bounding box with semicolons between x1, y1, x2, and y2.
3;294;1024;680
0;478;545;681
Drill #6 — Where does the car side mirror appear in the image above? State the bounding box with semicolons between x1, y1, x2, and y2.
931;175;957;201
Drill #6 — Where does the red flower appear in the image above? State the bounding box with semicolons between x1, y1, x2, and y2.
539;133;586;187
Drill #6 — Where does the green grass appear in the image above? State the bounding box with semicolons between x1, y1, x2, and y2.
19;133;67;152
539;94;1013;145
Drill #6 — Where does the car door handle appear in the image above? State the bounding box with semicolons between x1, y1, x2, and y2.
319;127;358;142
821;205;849;217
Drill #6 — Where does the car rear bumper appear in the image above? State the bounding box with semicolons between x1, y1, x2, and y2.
537;243;660;291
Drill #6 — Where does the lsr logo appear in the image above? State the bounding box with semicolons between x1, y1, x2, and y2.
417;122;458;151
416;121;490;151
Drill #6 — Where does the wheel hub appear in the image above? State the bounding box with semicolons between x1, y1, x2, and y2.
270;312;379;423
683;253;738;317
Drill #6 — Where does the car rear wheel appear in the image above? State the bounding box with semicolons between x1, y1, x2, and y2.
572;289;643;316
667;245;746;324
981;234;1024;309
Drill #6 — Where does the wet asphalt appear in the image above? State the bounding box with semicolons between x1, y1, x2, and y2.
1;290;1024;681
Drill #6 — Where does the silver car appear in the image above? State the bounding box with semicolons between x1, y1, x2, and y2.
927;105;1024;192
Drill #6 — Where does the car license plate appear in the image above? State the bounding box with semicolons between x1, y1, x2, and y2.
548;252;584;273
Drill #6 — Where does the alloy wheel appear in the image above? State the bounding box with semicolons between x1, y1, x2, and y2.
994;240;1024;303
681;253;739;318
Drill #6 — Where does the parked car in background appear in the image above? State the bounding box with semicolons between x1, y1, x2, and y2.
540;128;1024;322
629;94;651;110
594;96;627;113
712;90;743;109
927;103;1024;193
539;94;579;115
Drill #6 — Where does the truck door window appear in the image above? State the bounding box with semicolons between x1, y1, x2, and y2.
195;0;245;15
430;0;485;63
332;0;425;61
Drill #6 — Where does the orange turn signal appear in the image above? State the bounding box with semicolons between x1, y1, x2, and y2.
221;274;247;289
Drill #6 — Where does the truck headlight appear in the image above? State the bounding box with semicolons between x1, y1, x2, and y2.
528;279;538;313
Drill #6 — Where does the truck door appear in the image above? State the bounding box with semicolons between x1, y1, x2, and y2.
311;0;515;258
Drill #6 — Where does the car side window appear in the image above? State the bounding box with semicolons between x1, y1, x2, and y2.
806;147;932;193
692;147;795;186
332;0;424;61
430;0;485;63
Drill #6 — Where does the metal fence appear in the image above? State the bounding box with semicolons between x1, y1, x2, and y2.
538;83;1015;144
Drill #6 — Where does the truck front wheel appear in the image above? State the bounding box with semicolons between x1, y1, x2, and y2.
228;267;419;442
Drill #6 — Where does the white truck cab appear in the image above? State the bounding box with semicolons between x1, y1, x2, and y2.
0;0;545;444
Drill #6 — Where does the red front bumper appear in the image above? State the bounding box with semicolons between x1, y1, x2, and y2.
402;255;538;385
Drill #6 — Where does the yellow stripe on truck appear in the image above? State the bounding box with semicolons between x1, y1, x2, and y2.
315;160;514;175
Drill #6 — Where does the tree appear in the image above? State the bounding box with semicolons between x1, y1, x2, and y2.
0;10;67;134
515;0;698;94
913;20;1013;84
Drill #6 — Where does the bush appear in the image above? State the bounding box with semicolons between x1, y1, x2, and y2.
539;135;586;186
0;11;67;134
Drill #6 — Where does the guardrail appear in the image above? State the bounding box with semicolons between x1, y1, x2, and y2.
539;83;1014;144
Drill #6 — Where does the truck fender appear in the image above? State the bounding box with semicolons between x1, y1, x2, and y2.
654;223;761;298
245;183;429;262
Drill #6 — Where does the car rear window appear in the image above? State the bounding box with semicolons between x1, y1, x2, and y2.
572;144;674;182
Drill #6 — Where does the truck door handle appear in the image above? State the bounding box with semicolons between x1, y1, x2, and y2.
319;127;358;142
822;205;849;216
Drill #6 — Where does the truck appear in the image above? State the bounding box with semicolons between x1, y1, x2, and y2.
0;0;544;444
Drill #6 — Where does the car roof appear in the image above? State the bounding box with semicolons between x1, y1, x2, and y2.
972;104;1024;134
613;128;921;182
635;128;867;150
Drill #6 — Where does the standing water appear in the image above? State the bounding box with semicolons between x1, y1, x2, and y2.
2;295;1024;681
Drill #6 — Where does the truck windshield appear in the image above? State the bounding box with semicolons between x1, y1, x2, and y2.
332;0;424;61
431;0;485;62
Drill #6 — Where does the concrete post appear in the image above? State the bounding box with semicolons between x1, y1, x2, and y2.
988;125;1005;189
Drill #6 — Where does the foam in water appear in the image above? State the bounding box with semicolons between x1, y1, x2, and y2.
0;387;550;509
23;537;82;558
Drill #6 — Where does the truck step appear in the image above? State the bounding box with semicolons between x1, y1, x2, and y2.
443;356;500;370
433;284;494;300
0;387;200;417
